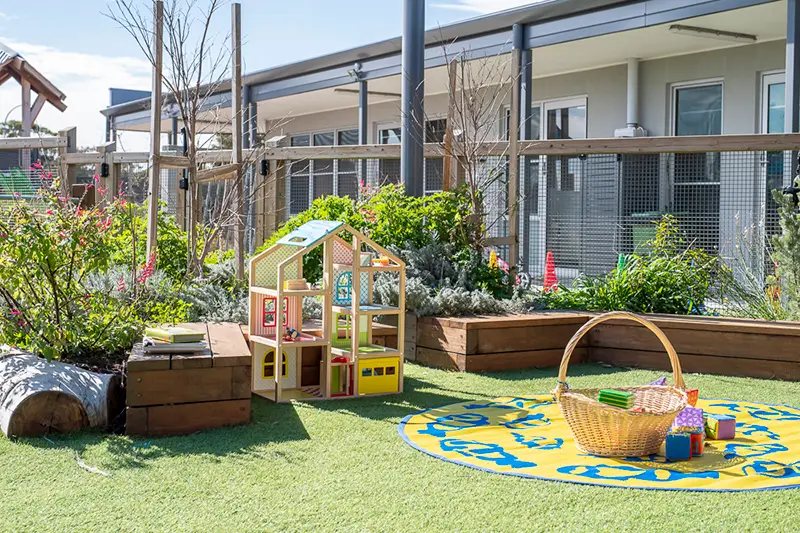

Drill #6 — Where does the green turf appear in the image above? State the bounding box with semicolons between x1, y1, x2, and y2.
1;363;799;533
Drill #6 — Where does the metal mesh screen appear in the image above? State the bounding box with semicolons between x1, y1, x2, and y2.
516;150;791;286
285;156;453;215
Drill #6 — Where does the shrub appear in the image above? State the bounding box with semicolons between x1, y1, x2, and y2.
110;200;189;282
541;216;720;315
0;183;153;362
771;183;800;318
255;184;480;284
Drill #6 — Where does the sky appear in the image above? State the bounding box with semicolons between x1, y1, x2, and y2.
0;0;535;150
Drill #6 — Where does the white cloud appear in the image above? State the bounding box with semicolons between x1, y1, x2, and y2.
433;0;541;14
0;39;151;150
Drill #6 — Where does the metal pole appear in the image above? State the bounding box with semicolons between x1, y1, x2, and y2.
145;0;164;257
518;25;533;275
507;24;524;273
359;79;368;189
401;0;424;197
787;0;800;135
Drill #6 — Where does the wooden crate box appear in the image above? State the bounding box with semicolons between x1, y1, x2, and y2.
126;323;252;436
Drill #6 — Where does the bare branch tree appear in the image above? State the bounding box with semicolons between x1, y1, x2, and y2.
411;34;517;250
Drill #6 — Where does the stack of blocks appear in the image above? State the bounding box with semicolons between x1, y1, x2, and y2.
666;407;705;461
598;389;635;409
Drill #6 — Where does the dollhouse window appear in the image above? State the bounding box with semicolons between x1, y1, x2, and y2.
263;349;288;379
374;367;384;376
333;271;352;305
263;297;289;328
362;368;372;377
386;366;396;376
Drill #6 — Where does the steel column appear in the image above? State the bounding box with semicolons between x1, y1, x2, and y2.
518;25;533;274
401;0;425;197
359;79;369;189
787;0;800;135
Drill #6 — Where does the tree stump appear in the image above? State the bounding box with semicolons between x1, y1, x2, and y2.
0;354;122;437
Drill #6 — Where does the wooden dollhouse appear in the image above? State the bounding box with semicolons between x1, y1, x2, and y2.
248;220;406;402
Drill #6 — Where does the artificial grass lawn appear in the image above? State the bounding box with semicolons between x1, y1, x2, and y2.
1;363;799;533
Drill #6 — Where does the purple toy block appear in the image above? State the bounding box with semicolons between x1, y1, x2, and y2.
706;414;736;440
666;432;691;461
673;407;704;432
649;377;668;386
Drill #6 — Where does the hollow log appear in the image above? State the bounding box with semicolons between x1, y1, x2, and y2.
0;354;122;437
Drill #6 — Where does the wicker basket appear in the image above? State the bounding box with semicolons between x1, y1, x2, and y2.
554;311;689;457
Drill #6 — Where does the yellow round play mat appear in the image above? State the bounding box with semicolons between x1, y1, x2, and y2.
398;395;800;491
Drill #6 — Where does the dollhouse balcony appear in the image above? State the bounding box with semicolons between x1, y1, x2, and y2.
330;344;400;358
331;304;402;315
250;286;327;298
250;332;330;348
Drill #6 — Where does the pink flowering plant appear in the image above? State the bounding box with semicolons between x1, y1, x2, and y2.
0;173;170;363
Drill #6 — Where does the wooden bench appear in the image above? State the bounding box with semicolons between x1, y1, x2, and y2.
125;323;252;436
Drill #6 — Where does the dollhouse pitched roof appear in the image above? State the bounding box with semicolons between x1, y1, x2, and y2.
276;220;344;248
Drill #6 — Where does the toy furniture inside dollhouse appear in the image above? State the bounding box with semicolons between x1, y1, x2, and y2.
248;220;406;403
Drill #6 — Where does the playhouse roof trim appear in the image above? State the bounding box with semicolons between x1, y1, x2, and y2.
252;220;405;286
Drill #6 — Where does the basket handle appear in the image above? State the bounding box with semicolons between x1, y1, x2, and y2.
555;311;686;398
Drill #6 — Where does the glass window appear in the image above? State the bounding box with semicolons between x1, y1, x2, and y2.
546;105;586;140
385;366;396;376
374;367;384;376
505;107;541;140
767;82;785;134
672;83;722;255
291;135;310;147
674;84;722;136
362;368;373;377
263;349;275;379
379;128;401;145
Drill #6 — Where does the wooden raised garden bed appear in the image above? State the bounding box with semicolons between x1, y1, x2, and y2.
415;312;800;380
125;323;252;436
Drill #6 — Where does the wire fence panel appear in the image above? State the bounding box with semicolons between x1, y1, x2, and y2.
516;150;792;287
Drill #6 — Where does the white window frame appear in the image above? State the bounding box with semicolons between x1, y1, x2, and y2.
670;78;724;136
760;71;785;134
287;126;359;215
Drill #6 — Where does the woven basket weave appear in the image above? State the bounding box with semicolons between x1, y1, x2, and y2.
554;311;688;457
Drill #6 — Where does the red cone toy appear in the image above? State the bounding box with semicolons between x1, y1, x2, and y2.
543;251;558;293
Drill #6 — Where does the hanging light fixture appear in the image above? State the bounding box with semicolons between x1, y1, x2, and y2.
669;24;757;43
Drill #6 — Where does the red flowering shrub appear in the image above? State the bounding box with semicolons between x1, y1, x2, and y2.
0;172;153;362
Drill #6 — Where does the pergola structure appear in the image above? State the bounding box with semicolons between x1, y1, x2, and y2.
0;42;67;136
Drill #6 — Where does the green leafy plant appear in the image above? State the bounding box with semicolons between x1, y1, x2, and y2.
109;200;190;282
768;182;800;319
542;216;721;315
0;182;148;362
255;184;481;285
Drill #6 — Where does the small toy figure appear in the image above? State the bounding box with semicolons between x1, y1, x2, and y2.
686;388;699;407
673;407;704;433
598;389;635;409
666;431;692;461
282;328;299;342
690;429;705;457
705;413;736;440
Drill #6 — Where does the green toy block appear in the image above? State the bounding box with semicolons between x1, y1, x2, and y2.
598;389;635;409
